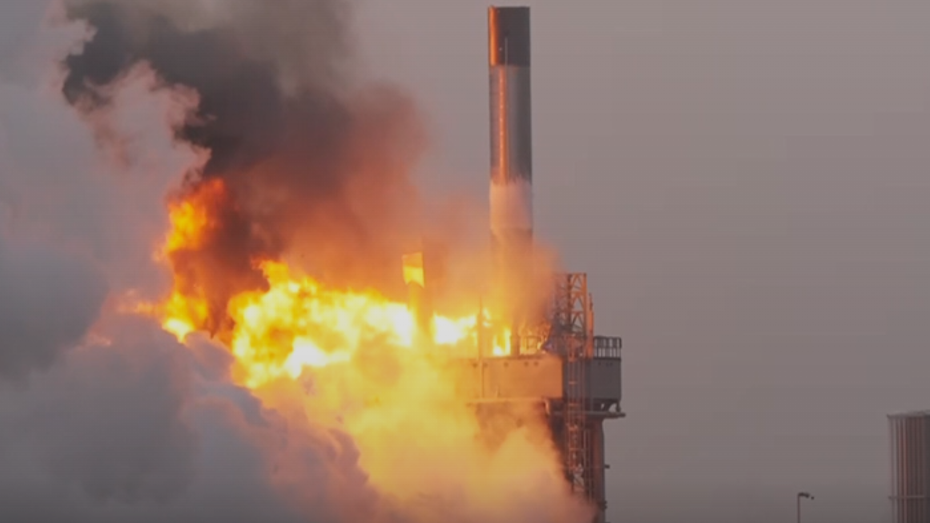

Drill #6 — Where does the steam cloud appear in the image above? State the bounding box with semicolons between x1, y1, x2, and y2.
0;1;591;522
0;311;337;523
0;235;107;380
61;0;427;334
0;0;409;520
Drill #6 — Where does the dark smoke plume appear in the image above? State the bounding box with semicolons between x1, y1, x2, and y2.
60;0;426;334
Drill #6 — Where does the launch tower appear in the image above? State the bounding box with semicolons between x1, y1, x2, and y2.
481;7;625;523
402;7;624;523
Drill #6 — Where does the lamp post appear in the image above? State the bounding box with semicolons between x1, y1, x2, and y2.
797;491;814;523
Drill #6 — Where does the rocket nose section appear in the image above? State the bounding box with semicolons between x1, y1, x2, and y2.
488;6;531;67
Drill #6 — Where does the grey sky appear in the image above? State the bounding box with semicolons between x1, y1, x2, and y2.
2;1;930;522
354;2;930;522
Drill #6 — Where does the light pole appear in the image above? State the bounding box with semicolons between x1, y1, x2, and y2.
797;491;814;523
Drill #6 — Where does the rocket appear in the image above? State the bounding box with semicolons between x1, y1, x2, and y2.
488;6;533;355
488;6;533;254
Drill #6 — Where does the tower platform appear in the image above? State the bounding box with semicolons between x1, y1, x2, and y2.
449;351;623;419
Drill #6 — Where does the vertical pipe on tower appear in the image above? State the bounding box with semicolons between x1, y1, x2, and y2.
591;420;608;523
488;6;533;356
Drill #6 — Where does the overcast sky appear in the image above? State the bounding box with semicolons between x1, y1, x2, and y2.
2;1;930;522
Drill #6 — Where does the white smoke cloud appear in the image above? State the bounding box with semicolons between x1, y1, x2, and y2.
0;233;107;380
0;315;326;523
0;3;374;521
5;317;196;504
0;3;594;523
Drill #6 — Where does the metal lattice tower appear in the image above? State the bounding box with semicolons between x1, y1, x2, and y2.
552;273;594;498
483;8;623;521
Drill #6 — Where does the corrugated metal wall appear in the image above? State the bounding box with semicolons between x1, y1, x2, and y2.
890;412;930;523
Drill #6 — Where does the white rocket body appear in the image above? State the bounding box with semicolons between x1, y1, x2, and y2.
488;6;533;264
488;6;533;356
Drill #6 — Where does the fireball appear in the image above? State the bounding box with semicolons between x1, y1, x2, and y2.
131;179;557;517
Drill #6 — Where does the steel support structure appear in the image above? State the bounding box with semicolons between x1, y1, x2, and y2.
550;273;612;522
461;270;622;523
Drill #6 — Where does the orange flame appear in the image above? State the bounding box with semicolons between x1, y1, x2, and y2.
145;179;512;377
157;256;512;389
122;176;593;521
162;178;224;256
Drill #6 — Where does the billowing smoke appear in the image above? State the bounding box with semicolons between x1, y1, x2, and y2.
0;308;362;523
11;316;197;504
61;0;427;334
0;235;107;380
0;1;593;522
0;1;387;519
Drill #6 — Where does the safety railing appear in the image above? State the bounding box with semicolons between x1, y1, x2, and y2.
593;336;622;359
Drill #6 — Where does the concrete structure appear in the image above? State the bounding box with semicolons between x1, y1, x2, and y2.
452;340;622;409
890;411;930;523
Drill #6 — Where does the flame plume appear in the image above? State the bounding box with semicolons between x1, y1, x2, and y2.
59;0;593;521
136;184;589;523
